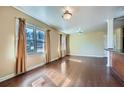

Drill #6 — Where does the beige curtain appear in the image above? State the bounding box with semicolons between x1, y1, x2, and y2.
16;18;26;74
63;34;66;56
45;30;51;63
66;34;70;55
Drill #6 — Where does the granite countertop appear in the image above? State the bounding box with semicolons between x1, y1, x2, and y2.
104;48;124;54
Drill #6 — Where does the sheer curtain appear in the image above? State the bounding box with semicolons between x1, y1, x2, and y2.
16;18;26;74
66;34;70;55
59;34;67;58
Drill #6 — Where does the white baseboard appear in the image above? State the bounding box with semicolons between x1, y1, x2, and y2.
50;57;59;62
0;73;16;83
69;54;105;58
0;56;65;83
27;62;46;71
0;62;46;83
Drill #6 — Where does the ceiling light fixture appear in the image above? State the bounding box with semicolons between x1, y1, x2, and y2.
77;28;83;34
62;7;72;20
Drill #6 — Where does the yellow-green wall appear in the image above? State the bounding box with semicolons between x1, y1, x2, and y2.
69;29;107;57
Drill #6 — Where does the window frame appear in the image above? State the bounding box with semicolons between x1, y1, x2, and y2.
35;27;45;54
25;24;35;55
25;23;45;55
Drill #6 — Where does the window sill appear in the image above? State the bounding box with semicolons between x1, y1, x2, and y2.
27;52;45;56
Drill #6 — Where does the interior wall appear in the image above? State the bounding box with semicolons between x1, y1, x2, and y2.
0;6;63;79
69;26;107;57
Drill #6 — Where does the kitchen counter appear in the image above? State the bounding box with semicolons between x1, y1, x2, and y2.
106;49;124;83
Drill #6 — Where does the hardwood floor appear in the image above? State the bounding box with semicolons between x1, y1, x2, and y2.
0;56;123;87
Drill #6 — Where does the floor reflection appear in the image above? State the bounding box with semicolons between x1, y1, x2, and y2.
61;61;66;74
68;58;82;63
32;69;72;87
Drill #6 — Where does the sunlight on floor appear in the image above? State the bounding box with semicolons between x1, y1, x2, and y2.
32;69;72;87
61;78;71;87
61;61;66;74
32;77;45;87
45;69;71;86
68;58;82;63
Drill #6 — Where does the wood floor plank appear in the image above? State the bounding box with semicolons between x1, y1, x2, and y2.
0;56;123;87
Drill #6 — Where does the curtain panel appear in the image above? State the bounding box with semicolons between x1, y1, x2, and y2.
45;30;51;63
16;18;26;74
66;34;70;55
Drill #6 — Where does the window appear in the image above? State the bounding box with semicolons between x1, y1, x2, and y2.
36;28;45;53
16;22;45;55
25;24;45;54
25;26;35;53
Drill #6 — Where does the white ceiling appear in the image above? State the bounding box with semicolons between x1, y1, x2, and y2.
15;6;124;34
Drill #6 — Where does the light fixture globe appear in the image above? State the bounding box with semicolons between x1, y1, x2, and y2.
62;10;72;20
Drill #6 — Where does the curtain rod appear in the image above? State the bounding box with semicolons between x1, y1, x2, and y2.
14;17;25;20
